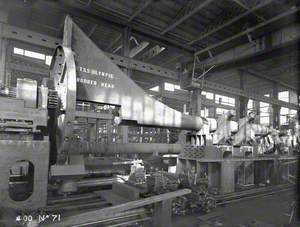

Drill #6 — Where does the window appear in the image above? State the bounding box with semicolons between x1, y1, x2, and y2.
260;101;270;126
164;82;180;91
201;91;214;100
290;109;297;116
216;108;235;115
280;107;289;125
24;50;45;60
280;107;297;125
278;91;289;102
201;108;209;117
215;94;235;107
45;55;52;66
247;99;253;109
13;47;24;55
164;82;174;91
13;46;51;66
260;116;270;125
149;86;159;92
174;85;180;90
247;99;254;114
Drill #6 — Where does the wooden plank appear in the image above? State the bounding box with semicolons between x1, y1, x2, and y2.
47;189;191;226
198;210;223;221
112;182;140;200
97;190;130;205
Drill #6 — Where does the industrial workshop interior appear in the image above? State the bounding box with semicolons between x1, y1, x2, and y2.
0;0;299;226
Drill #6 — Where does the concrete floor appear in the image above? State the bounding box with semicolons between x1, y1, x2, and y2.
173;190;298;227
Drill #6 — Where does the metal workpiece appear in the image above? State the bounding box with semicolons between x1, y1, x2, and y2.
49;44;77;164
233;114;274;146
47;15;205;165
51;16;204;132
212;112;238;145
76;177;118;187
16;78;37;108
67;141;183;154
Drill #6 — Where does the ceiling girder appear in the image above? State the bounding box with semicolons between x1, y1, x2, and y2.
194;6;300;56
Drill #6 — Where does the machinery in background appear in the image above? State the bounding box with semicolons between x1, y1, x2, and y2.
177;110;298;195
0;79;49;210
282;116;300;154
212;110;238;145
0;14;298;227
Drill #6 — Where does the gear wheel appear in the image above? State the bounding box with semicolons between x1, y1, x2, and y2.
48;90;59;109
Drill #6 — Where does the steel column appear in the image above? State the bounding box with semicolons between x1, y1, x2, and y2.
190;88;202;116
121;27;132;143
237;70;248;119
0;27;7;85
220;160;235;194
272;82;280;129
0;10;8;85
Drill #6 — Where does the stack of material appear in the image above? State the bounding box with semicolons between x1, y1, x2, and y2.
179;145;205;159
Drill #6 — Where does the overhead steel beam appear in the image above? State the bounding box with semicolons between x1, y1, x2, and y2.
2;23;61;48
1;23;179;80
140;44;165;60
204;41;299;75
3;22;298;109
231;0;266;21
194;6;299;56
161;0;213;35
129;41;149;58
163;53;185;66
241;69;297;91
88;24;97;37
198;23;300;73
106;52;178;79
105;34;122;52
260;62;299;75
189;0;273;45
39;0;195;52
128;0;152;22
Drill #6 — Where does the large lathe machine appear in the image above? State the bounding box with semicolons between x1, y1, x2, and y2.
0;16;298;226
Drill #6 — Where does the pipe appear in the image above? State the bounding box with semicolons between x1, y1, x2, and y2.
77;177;118;187
68;142;183;154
